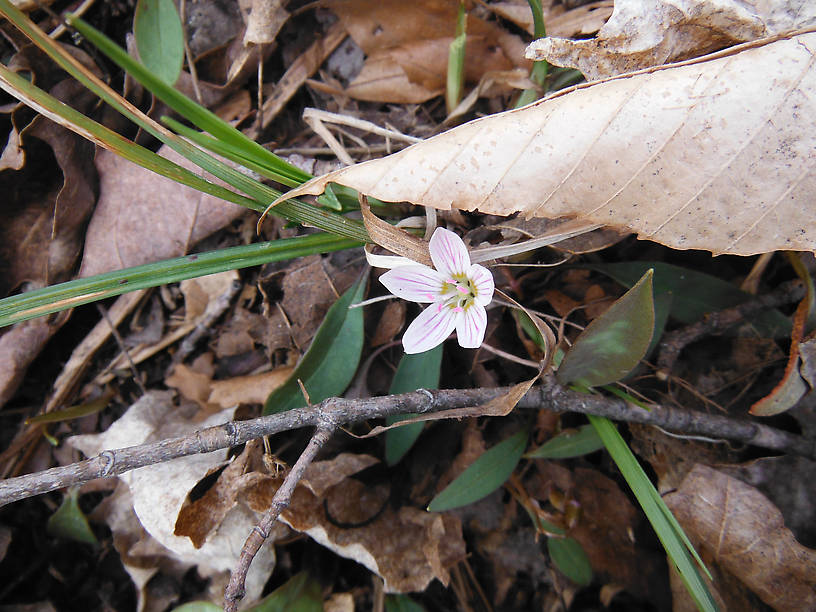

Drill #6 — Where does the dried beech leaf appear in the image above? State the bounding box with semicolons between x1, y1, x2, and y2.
276;31;816;256
665;464;816;611
526;0;816;79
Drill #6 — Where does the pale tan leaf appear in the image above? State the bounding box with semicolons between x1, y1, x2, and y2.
275;31;816;256
665;464;816;612
526;0;816;80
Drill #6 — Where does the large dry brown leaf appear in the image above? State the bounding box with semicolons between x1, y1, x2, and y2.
665;464;816;611
79;146;246;277
527;0;816;80
277;31;816;256
332;0;527;103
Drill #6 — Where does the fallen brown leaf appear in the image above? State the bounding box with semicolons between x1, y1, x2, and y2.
276;30;816;256
79;147;246;277
665;464;816;611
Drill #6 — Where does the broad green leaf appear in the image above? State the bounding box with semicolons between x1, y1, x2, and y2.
589;415;717;612
249;572;322;612
265;278;367;414
428;429;527;513
385;345;444;465
47;488;97;545
584;261;790;336
134;0;184;85
547;537;592;586
170;604;221;612
557;270;654;388
526;424;603;459
0;234;359;328
385;594;427;612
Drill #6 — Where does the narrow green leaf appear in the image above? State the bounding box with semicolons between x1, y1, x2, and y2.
67;13;311;188
47;488;98;545
0;234;360;328
249;572;322;612
265;278;367;414
385;594;427;612
526;424;603;459
170;604;221;612
583;261;790;336
547;537;592;586
27;394;111;425
134;0;184;85
385;345;444;465
446;2;467;114
557;270;654;388
428;429;527;513
589;415;717;612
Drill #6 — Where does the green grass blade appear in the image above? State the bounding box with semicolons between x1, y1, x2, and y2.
588;415;718;612
0;62;262;212
547;537;592;586
0;2;368;241
66;13;311;187
525;424;604;459
0;234;360;327
446;2;467;114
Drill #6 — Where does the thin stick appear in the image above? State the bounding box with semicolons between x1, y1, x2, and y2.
224;423;335;610
1;374;814;508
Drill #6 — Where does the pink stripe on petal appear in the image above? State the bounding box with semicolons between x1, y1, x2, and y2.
380;266;445;303
468;264;495;306
456;304;487;349
403;304;458;354
430;227;470;276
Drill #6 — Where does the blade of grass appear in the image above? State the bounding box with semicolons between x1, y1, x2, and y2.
0;234;359;328
446;2;467;115
515;0;548;108
65;12;311;188
588;415;718;612
0;1;368;242
0;62;261;212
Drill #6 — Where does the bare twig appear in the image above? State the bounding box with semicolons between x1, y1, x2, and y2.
224;422;335;611
657;279;805;374
1;373;814;508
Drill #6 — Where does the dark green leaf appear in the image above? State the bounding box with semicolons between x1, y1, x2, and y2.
557;270;654;387
134;0;184;85
547;537;592;586
47;488;97;545
385;594;427;612
249;572;322;612
583;261;790;336
265;278;367;414
526;425;603;459
428;429;527;512
385;345;444;465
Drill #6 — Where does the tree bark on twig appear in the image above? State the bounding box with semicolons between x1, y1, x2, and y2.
1;373;813;508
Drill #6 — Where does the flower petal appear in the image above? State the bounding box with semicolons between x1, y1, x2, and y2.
403;304;459;354
380;266;446;303
429;227;470;277
455;303;487;349
468;264;495;306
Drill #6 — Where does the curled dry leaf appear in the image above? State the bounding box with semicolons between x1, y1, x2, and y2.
68;392;276;607
664;464;816;612
526;0;816;80
276;31;816;256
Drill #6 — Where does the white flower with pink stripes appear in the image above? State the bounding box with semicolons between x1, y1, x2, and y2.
379;227;495;354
